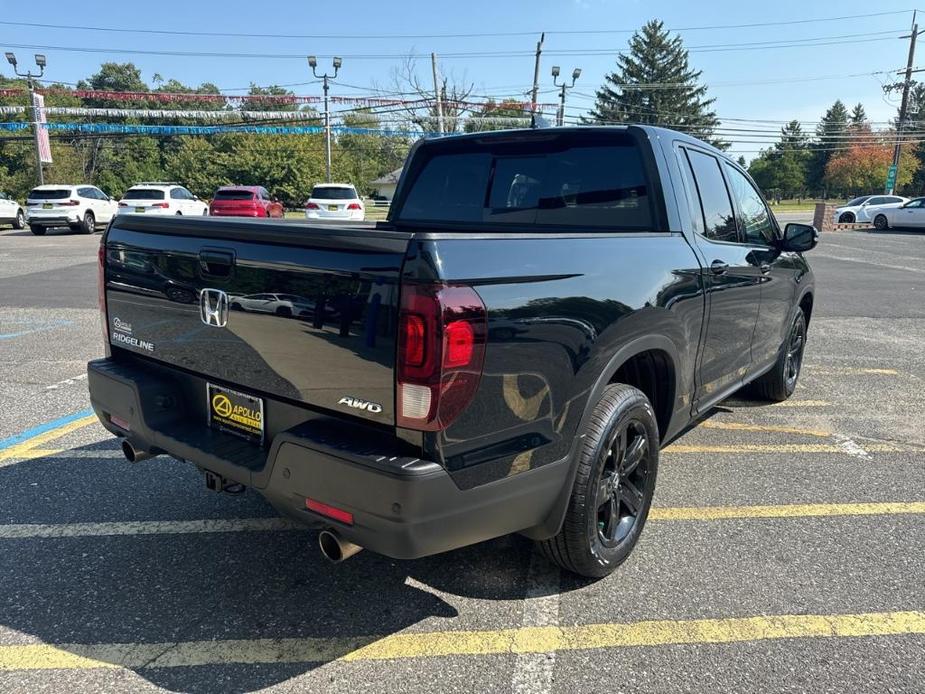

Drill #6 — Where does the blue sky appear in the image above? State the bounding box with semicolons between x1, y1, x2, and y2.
0;0;917;159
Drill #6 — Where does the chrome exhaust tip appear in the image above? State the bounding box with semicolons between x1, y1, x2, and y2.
318;529;362;563
121;438;156;463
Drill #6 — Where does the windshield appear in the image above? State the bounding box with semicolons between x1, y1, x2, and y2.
213;190;256;201
311;186;357;200
846;196;871;207
28;189;72;200
123;189;166;200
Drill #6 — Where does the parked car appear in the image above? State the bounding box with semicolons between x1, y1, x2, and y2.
116;183;209;217
0;191;25;230
833;194;907;223
26;184;117;235
305;184;365;221
209;186;284;218
229;293;314;317
872;197;925;229
88;125;817;579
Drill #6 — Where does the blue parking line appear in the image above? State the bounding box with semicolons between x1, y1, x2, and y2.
0;319;73;341
0;408;95;451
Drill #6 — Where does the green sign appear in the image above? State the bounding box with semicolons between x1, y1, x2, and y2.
885;164;898;192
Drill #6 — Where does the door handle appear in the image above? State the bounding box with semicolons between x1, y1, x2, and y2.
198;249;235;278
710;260;729;275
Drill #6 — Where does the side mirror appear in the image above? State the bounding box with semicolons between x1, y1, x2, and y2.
781;223;818;252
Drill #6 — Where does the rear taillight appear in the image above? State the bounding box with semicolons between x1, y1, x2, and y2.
98;242;110;356
305;202;320;210
397;284;487;431
62;199;80;206
152;202;169;208
347;203;362;210
305;498;354;525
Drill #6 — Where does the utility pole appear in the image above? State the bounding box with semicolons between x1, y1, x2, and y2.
308;55;342;183
552;65;581;127
530;33;545;118
431;52;444;134
888;12;924;194
5;52;46;186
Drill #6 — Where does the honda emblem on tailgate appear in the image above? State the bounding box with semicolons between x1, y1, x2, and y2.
199;288;229;327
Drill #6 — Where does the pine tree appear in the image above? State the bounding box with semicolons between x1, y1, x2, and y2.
808;100;849;193
849;103;867;127
586;20;725;148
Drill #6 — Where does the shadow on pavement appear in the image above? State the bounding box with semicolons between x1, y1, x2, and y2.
0;440;573;693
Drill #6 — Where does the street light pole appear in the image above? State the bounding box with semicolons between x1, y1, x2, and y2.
552;65;581;127
5;52;46;186
308;55;342;183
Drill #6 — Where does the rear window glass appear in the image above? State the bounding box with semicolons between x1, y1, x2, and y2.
28;189;71;200
311;186;357;200
213;190;256;200
123;189;165;200
397;132;654;230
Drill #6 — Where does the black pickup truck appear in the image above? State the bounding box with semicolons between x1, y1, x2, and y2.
87;126;817;578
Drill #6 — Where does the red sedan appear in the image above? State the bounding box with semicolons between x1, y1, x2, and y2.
209;186;284;218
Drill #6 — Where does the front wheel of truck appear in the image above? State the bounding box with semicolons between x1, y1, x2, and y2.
538;383;659;579
748;308;807;402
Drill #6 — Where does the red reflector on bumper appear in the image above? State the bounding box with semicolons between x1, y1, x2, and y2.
109;415;131;432
305;498;354;525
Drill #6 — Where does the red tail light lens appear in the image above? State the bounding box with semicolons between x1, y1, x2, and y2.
62;199;80;206
305;202;320;210
347;203;362;210
152;202;169;208
305;498;354;525
397;284;487;431
98;242;110;356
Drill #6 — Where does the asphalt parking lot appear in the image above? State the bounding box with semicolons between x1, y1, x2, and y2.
0;221;923;693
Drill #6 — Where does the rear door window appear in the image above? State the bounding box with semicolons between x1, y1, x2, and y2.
397;131;654;230
684;149;738;243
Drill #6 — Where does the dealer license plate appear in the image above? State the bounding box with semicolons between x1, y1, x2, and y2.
207;383;264;444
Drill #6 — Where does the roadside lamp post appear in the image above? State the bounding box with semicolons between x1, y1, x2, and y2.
308;55;341;183
552;65;581;127
6;52;46;185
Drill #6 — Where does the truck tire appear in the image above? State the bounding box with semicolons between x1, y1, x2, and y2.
30;224;46;236
748;308;807;402
538;383;659;579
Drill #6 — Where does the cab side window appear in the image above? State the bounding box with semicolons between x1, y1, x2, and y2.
725;164;776;245
684;149;738;243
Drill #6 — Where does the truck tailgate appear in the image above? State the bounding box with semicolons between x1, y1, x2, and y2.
103;216;410;426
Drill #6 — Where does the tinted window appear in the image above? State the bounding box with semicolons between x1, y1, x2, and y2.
676;149;705;236
867;197;887;205
685;149;737;243
123;189;165;200
725;164;776;245
170;188;183;199
28;189;72;200
888;197;904;203
311;186;357;200
846;196;871;206
214;190;255;201
399;133;653;230
905;199;924;208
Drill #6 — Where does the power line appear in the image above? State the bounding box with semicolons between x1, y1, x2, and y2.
0;10;911;40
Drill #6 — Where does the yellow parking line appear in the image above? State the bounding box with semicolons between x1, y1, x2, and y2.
664;443;902;454
649;501;925;521
15;448;66;460
769;400;830;408
0;415;98;462
807;366;899;376
700;421;832;438
0;611;922;670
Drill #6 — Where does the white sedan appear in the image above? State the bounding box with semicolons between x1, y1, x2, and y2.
873;197;925;229
304;184;365;221
833;195;907;224
229;293;315;318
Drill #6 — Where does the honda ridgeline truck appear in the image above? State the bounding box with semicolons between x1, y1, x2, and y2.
87;126;817;578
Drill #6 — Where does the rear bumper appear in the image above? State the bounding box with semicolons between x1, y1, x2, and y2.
305;211;365;221
210;209;262;217
26;212;80;225
87;357;568;559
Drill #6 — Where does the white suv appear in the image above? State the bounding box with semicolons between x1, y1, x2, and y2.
117;183;209;217
26;184;118;236
305;184;365;221
0;191;26;230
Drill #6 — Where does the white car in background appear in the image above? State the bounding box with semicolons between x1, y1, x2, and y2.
25;184;118;235
117;183;209;217
873;197;925;229
229;293;315;318
0;191;26;230
304;184;365;221
833;195;907;224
